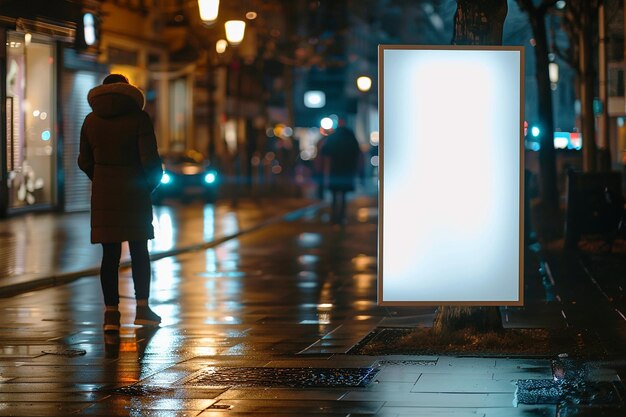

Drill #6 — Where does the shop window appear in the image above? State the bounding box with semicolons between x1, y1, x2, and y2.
6;32;56;209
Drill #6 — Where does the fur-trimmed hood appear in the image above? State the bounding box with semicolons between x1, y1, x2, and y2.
87;83;145;118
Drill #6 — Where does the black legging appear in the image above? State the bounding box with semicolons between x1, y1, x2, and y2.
100;240;151;306
331;190;347;223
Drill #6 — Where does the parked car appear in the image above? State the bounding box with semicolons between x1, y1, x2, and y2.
152;150;219;204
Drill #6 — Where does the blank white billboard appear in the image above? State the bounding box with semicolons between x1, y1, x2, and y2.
379;45;524;306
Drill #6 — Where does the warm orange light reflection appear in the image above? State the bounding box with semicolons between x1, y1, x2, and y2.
353;300;376;310
352;254;375;271
357;208;369;222
193;346;218;356
353;273;375;294
120;340;138;352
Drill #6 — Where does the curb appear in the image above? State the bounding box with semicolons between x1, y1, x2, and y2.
0;201;326;298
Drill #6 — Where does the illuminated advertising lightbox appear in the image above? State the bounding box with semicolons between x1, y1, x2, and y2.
379;45;524;306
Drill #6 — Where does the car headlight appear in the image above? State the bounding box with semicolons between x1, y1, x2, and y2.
161;172;172;185
204;171;217;184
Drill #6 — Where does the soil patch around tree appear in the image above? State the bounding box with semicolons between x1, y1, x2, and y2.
349;327;606;357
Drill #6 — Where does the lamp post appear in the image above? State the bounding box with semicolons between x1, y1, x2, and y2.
357;75;372;145
195;0;221;167
223;19;247;203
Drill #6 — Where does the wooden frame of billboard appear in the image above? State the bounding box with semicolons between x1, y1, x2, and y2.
377;44;525;306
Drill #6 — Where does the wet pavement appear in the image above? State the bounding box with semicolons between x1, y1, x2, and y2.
0;198;320;296
0;193;625;415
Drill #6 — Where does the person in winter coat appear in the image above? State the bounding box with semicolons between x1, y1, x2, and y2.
321;123;362;225
78;74;163;332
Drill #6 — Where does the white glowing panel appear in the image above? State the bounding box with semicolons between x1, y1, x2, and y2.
379;45;524;306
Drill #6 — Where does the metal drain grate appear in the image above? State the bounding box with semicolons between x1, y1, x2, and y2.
516;379;623;405
182;367;379;388
41;347;86;357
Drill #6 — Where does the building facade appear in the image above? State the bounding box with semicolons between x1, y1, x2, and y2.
0;0;204;216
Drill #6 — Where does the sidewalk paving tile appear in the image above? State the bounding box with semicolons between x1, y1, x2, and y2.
372;368;421;383
0;391;107;402
352;392;514;407
481;406;557;416
1;194;626;415
0;403;92;416
492;370;553;380
411;373;517;393
376;409;482;417
361;381;416;392
79;400;217;416
215;387;349;400
0;382;105;393
198;398;385;414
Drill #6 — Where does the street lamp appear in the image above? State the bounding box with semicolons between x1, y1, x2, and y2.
216;39;228;54
225;20;246;45
198;0;219;24
356;76;372;92
304;90;325;108
549;62;559;83
356;76;373;149
549;62;559;90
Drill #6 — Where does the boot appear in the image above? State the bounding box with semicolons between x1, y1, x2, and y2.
134;305;161;327
103;309;120;332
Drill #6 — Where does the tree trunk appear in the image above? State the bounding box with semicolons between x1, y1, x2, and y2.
597;1;612;172
528;6;560;238
579;1;598;172
433;0;509;335
433;306;503;335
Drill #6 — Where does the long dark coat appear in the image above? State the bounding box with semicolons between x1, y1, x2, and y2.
322;126;361;191
78;83;162;244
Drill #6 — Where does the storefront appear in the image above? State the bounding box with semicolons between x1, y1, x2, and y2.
4;30;57;212
0;1;86;217
60;48;109;212
1;1;193;216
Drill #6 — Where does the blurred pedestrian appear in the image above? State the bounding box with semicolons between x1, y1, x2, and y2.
322;122;361;224
313;135;328;200
78;74;163;332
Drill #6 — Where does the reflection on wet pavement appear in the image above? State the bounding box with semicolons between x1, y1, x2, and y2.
0;196;567;415
0;199;309;291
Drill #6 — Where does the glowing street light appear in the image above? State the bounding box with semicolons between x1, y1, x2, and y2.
304;90;325;108
198;0;219;23
356;76;372;92
531;126;541;137
216;39;228;54
320;117;334;130
225;20;246;45
549;62;559;83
